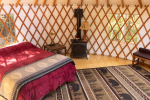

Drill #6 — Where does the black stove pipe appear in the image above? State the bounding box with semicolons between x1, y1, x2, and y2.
74;9;83;40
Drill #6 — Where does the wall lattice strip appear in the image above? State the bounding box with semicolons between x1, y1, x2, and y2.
0;4;150;60
7;4;26;43
98;5;113;55
0;5;19;46
126;5;150;58
94;5;111;55
105;5;122;57
109;6;126;58
116;5;141;58
112;6;137;58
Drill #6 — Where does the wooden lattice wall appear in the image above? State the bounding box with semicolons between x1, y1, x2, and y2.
0;4;150;60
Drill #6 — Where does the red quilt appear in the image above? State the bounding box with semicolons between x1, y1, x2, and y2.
0;42;76;100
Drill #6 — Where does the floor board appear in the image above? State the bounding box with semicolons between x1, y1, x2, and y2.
68;54;150;72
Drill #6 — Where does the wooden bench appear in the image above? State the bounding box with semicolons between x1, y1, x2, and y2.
132;48;150;67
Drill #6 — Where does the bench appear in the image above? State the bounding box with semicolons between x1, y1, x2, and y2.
132;48;150;67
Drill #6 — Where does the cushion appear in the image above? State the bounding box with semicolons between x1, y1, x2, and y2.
133;48;150;60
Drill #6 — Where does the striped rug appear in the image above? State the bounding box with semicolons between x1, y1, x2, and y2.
41;65;150;100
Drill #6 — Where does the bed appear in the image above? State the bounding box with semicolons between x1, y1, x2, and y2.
0;42;76;100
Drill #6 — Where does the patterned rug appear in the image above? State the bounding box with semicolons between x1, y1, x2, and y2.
41;65;150;100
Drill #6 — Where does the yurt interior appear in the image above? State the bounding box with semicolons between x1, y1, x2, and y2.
0;0;150;100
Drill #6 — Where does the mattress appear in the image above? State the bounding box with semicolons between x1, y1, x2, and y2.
0;42;76;100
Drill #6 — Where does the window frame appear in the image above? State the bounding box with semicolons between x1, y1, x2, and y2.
107;13;140;45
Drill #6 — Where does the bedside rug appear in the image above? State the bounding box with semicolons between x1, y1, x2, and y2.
41;64;150;100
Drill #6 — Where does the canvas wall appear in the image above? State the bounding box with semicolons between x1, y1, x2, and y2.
0;4;150;60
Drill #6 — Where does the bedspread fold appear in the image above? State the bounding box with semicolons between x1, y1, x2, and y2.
0;42;76;100
0;54;74;100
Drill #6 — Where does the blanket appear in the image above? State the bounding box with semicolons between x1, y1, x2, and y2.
0;42;54;82
0;42;76;100
0;54;74;100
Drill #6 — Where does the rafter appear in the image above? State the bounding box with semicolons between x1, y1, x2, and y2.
121;0;124;8
34;0;38;7
138;0;142;8
107;0;109;7
67;0;70;7
16;0;21;7
96;0;98;7
52;0;56;7
42;0;46;7
81;0;82;7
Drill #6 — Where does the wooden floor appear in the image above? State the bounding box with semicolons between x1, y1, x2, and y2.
68;54;150;72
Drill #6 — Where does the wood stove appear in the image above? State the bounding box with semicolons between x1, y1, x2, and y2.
70;9;88;59
70;39;88;59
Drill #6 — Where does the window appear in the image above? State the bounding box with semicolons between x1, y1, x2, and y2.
0;14;15;47
108;14;140;44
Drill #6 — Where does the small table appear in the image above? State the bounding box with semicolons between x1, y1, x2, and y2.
44;43;66;55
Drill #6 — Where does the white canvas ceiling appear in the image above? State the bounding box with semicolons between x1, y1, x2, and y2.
0;0;150;7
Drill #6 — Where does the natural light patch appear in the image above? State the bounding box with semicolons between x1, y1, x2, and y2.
0;56;5;61
29;55;35;58
6;58;17;65
0;14;16;47
36;51;41;54
18;56;27;61
1;63;6;67
108;14;141;44
25;50;36;55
